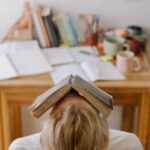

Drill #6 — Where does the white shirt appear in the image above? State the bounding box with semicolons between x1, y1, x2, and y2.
9;129;143;150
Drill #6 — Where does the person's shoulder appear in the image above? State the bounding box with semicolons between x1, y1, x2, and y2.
109;129;143;150
9;133;41;150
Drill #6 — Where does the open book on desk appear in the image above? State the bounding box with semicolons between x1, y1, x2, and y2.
0;49;53;80
42;46;100;65
51;61;125;84
0;40;40;54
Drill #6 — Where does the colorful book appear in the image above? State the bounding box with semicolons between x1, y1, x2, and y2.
66;16;78;46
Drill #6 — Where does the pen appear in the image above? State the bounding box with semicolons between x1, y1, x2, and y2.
79;49;99;57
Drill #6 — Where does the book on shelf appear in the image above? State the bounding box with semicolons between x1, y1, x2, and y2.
42;7;60;47
36;5;51;48
0;48;53;80
54;14;78;46
28;75;113;118
50;61;125;84
33;6;46;48
66;15;78;46
42;46;100;65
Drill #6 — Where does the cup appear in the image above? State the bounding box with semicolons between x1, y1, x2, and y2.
85;33;98;46
126;37;144;55
116;51;141;73
103;36;125;56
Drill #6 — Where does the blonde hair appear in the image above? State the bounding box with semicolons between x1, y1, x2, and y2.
41;91;109;150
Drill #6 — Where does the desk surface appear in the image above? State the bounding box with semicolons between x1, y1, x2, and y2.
0;52;149;88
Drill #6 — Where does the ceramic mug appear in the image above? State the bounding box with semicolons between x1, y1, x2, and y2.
103;36;125;56
116;51;141;73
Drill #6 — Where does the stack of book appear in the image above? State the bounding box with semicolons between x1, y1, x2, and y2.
32;5;78;48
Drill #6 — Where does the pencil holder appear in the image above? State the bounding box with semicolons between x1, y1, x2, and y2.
85;33;98;46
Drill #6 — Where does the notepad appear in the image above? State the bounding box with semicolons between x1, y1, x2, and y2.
0;49;53;80
0;54;18;80
51;61;125;84
43;47;74;65
0;40;40;54
42;46;100;65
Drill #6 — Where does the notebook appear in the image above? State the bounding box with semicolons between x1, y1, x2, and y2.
51;61;125;84
0;49;53;80
42;46;100;65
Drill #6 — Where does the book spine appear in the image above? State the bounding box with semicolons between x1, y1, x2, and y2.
36;5;51;48
43;15;59;47
32;9;46;48
67;16;78;46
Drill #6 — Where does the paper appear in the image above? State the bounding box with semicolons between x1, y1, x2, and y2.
81;61;125;81
43;48;74;65
0;40;40;54
0;54;18;80
51;63;90;84
9;49;53;76
0;42;14;54
70;46;100;63
11;40;40;52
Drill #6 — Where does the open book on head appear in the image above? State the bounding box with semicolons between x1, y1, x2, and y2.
50;61;125;85
29;75;113;118
0;48;53;80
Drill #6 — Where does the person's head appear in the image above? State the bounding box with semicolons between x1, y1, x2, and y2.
41;90;109;150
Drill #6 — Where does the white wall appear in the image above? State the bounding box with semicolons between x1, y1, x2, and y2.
0;0;150;40
0;0;150;135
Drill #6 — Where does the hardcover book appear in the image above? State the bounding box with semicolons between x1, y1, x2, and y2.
43;8;60;47
36;5;51;48
29;75;113;118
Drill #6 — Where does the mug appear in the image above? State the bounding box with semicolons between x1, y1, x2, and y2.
103;36;125;56
126;37;144;55
116;51;141;73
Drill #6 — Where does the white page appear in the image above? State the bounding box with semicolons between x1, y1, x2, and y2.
0;42;14;54
0;54;18;80
11;40;40;52
81;61;125;82
42;48;75;65
8;49;53;76
51;63;90;84
0;40;40;54
70;46;100;63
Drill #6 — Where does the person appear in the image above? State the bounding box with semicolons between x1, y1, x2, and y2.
9;91;143;150
2;1;33;42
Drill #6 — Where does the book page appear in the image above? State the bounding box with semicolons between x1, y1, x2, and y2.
43;48;75;65
0;54;18;80
8;49;53;76
51;63;90;84
11;40;40;52
0;42;14;54
70;46;100;63
81;61;125;82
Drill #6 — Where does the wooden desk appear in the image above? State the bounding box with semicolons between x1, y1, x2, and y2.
0;53;150;150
